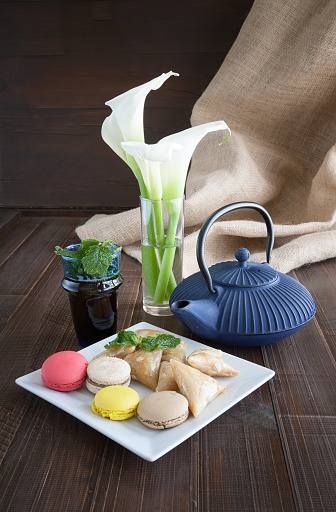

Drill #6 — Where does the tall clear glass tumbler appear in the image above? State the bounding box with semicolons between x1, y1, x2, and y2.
140;196;184;316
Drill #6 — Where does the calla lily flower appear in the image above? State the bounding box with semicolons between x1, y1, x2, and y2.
160;121;231;200
101;71;179;184
121;120;231;201
120;140;183;200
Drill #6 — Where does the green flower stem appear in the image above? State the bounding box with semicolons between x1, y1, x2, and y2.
152;199;176;296
166;264;177;295
152;204;181;304
141;243;159;298
137;182;161;300
152;200;167;298
152;200;165;246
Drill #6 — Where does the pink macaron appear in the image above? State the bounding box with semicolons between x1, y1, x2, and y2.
41;351;88;391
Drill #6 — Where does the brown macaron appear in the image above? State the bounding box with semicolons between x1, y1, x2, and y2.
137;391;189;429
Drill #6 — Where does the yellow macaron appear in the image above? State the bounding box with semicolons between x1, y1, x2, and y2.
92;385;139;421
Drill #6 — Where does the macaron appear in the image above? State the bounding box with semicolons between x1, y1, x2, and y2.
41;351;88;391
86;356;131;394
92;385;140;420
137;391;189;429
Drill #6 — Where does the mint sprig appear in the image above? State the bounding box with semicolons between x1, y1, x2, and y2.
55;238;121;276
104;329;139;349
104;330;181;352
81;245;113;275
139;333;181;352
54;246;82;259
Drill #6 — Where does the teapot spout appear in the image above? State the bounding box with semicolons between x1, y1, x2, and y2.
170;299;218;340
170;299;192;312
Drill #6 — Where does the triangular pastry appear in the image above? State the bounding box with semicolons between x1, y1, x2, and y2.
156;361;179;392
187;349;239;377
125;348;162;390
162;340;188;363
170;359;225;417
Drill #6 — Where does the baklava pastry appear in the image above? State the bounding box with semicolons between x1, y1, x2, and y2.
162;340;188;364
170;359;225;417
187;349;239;377
125;348;162;390
155;361;179;392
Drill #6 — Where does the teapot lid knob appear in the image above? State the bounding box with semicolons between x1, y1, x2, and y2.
235;248;250;265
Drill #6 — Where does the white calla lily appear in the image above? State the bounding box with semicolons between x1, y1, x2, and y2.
160;120;231;200
102;71;179;185
121;140;183;200
122;120;231;200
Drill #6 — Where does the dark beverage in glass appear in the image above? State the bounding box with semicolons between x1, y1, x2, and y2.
61;244;123;347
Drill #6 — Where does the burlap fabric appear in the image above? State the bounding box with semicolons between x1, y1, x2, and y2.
77;0;336;276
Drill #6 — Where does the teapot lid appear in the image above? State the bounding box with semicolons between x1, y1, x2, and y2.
212;248;277;288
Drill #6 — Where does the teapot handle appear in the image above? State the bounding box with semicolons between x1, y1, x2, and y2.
196;202;274;294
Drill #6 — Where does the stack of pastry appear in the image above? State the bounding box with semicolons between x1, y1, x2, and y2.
94;329;239;418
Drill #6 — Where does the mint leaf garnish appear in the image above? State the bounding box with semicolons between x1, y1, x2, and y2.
76;239;100;257
104;330;139;349
55;238;122;276
139;334;181;352
54;246;82;259
104;330;181;352
81;245;112;275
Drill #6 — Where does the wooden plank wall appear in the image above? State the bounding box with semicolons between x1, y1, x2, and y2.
0;0;254;209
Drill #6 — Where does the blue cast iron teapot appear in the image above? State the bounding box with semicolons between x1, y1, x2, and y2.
169;202;316;346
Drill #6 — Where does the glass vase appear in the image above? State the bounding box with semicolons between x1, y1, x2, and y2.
140;196;184;316
61;243;123;347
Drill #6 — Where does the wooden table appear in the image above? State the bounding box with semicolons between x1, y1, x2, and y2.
0;210;335;512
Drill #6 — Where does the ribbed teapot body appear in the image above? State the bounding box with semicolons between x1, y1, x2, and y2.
170;261;316;346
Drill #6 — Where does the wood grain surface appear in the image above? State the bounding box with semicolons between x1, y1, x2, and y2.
0;210;335;512
1;3;335;510
0;0;253;209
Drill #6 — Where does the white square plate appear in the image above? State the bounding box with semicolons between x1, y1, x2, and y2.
16;322;275;462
